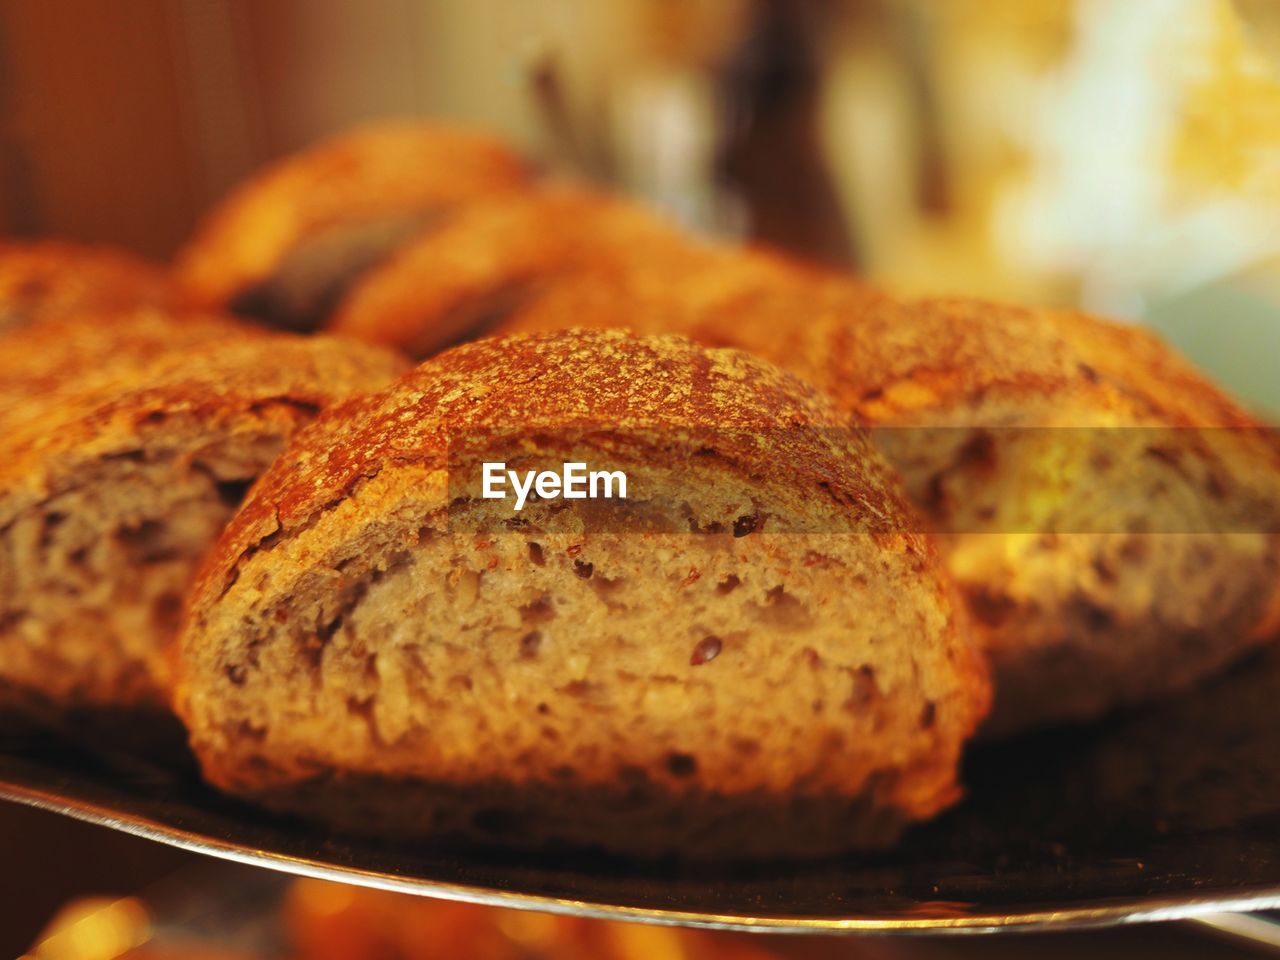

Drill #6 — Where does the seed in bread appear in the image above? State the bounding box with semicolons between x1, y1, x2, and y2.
0;309;406;714
0;241;173;335
174;124;531;332
177;329;988;860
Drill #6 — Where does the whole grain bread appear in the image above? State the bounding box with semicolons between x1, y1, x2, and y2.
174;123;531;332
325;185;787;357
177;329;988;860
774;293;1280;734
517;281;1280;736
0;241;174;335
0;309;406;714
316;181;1280;735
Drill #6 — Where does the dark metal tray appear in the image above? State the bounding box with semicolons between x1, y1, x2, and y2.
4;646;1280;935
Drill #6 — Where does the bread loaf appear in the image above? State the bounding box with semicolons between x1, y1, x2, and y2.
177;329;988;859
0;241;173;335
175;124;531;332
0;309;406;714
315;182;1280;735
327;185;833;359
785;293;1280;734
518;291;1280;736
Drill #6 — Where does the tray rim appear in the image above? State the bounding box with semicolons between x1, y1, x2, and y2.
5;778;1280;937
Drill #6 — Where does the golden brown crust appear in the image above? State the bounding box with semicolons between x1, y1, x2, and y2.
507;268;1276;436
178;330;990;857
0;309;406;463
0;309;407;710
0;241;174;335
0;308;257;407
786;292;1278;433
189;328;927;604
328;185;721;355
402;181;1263;439
334;183;852;362
174;123;532;312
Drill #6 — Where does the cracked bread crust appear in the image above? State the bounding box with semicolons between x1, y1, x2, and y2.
174;123;531;330
177;329;989;860
0;309;407;712
0;241;174;335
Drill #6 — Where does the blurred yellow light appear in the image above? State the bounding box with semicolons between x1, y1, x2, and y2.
23;897;150;960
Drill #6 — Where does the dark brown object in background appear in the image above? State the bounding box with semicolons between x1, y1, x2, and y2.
0;0;196;258
715;0;855;266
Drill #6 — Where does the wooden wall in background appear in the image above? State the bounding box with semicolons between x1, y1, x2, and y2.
0;0;525;261
0;0;849;264
0;0;195;258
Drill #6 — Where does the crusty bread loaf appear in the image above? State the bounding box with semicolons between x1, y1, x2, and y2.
319;181;1280;735
0;241;174;334
517;291;1280;737
521;292;1280;736
778;293;1280;735
174;124;531;332
177;329;988;860
0;309;406;714
325;185;801;357
326;185;841;361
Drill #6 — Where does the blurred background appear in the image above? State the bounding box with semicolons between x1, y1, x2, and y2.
3;1;1280;953
1;0;1278;410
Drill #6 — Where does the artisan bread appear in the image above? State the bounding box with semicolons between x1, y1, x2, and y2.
817;295;1280;735
0;241;173;334
177;329;988;860
342;183;1280;735
0;309;405;715
517;292;1280;735
328;185;826;358
174;123;531;332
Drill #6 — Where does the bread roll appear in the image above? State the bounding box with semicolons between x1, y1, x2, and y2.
325;182;1280;735
0;309;406;715
0;241;173;334
328;185;830;359
326;186;778;356
796;294;1280;734
524;295;1280;735
174;124;531;332
521;298;1280;734
177;330;988;859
